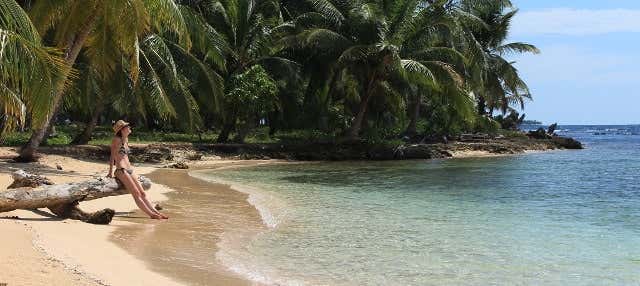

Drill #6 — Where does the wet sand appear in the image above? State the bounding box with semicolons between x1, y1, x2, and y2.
110;167;267;286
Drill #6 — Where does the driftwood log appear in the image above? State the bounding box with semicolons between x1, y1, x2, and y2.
1;170;151;224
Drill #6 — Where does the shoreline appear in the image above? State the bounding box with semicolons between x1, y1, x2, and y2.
0;148;184;285
31;135;583;164
0;143;574;285
109;168;267;286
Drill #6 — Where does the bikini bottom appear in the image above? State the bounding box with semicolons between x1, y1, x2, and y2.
114;168;134;184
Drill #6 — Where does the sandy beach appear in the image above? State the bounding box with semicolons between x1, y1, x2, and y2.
0;147;258;286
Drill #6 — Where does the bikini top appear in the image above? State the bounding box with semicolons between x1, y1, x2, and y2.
118;140;131;156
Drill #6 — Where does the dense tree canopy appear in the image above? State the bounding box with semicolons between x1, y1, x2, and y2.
0;0;538;152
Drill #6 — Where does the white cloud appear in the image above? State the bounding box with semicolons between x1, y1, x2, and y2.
512;8;640;36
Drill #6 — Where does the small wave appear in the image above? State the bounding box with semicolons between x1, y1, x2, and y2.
216;242;308;286
188;170;310;285
242;185;281;229
188;170;284;229
188;170;295;285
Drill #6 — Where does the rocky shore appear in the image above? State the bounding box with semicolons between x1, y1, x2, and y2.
31;135;583;163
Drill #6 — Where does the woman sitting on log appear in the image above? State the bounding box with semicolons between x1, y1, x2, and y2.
107;120;168;219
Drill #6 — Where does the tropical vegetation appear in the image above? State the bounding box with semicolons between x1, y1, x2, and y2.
0;0;538;160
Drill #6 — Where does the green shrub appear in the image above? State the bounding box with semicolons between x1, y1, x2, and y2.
474;116;500;134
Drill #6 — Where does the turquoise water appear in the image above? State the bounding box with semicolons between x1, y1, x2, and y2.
195;126;640;285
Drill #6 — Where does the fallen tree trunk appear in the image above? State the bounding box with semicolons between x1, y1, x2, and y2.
1;170;152;224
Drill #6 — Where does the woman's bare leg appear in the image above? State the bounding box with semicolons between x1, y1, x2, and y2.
131;173;169;219
116;171;163;219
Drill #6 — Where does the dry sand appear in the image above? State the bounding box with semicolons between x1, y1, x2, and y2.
0;147;183;285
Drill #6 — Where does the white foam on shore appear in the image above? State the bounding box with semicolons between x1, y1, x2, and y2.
188;169;297;285
189;170;285;229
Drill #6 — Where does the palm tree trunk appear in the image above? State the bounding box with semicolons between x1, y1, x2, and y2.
346;94;371;140
346;73;377;140
233;117;255;143
303;68;330;129
405;93;421;136
477;97;487;115
72;101;104;145
44;120;56;143
216;123;234;143
17;6;99;162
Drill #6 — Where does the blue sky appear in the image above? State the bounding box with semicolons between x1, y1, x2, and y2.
507;0;640;124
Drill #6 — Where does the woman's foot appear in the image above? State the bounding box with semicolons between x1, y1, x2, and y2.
150;214;165;219
152;212;169;219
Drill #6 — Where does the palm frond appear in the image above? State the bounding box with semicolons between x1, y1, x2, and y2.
496;42;540;56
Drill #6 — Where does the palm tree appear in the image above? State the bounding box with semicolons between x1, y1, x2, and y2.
180;0;293;143
280;0;467;140
66;30;223;144
17;0;191;161
0;0;66;137
460;0;539;115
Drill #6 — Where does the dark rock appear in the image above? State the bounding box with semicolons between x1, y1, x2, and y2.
170;162;189;169
527;128;551;139
552;136;583;149
154;204;163;210
547;123;558;135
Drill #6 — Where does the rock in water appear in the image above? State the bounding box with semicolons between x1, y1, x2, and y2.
552;136;583;149
547;123;558;135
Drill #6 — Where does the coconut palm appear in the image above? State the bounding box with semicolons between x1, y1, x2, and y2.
279;0;469;140
0;0;66;137
180;0;294;142
66;31;218;144
460;0;539;115
17;0;191;161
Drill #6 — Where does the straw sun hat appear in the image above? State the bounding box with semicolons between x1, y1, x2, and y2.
112;120;131;134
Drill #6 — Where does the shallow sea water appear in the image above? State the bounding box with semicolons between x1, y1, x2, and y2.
192;125;640;285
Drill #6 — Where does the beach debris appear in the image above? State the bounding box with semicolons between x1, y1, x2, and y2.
56;163;63;170
154;204;163;210
7;169;54;189
1;170;153;225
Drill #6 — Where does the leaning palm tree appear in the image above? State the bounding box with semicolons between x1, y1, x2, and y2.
0;0;66;137
66;30;223;144
17;0;191;161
